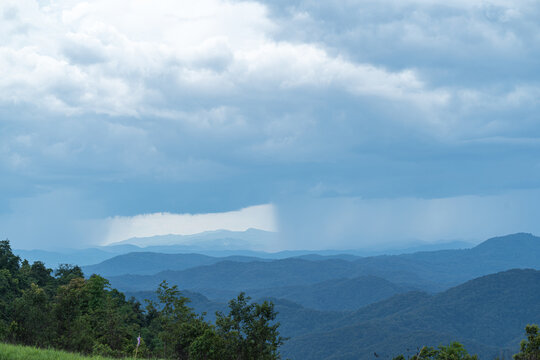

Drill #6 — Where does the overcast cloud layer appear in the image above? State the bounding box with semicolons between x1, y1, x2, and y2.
1;0;539;249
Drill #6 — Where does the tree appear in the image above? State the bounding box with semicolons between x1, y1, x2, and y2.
54;277;94;353
54;264;84;286
514;324;540;360
0;240;20;274
10;283;53;346
152;281;207;359
53;275;140;356
216;292;285;360
188;328;229;360
0;239;287;359
393;342;477;360
0;240;23;341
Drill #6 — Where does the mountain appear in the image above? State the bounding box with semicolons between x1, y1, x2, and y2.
13;229;279;268
82;252;268;276
123;269;540;359
11;234;540;360
281;269;540;360
107;258;360;293
13;247;127;268
392;232;540;286
108;228;278;250
105;233;540;294
241;275;415;311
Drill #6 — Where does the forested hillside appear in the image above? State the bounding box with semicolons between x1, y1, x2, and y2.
125;269;540;359
0;240;284;359
280;269;540;359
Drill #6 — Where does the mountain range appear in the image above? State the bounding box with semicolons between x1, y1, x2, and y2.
97;233;540;303
126;269;540;360
14;228;474;268
15;232;540;359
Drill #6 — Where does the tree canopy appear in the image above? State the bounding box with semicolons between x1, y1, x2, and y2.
0;240;284;359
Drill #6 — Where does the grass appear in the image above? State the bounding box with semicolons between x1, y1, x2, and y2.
0;343;144;360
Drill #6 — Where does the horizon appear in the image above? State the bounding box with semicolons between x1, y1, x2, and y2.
14;229;538;254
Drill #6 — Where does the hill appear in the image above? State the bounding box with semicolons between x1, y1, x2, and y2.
19;232;539;278
105;233;540;305
82;252;267;276
281;269;540;360
13;248;124;268
107;258;366;293
108;228;277;250
245;275;415;311
122;269;540;359
126;275;414;312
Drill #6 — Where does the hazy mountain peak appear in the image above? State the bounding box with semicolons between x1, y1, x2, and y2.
107;228;278;251
473;232;539;250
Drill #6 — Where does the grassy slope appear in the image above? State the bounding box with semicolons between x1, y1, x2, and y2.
0;343;143;360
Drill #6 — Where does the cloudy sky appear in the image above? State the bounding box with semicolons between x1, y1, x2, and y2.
1;0;539;250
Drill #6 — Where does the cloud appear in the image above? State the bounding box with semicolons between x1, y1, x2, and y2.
0;0;444;118
0;0;539;250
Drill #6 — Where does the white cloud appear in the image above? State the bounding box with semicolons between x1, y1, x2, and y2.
102;204;277;245
0;0;439;118
2;0;536;143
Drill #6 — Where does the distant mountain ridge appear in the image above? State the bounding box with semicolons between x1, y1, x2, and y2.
108;228;277;249
82;252;269;276
105;232;540;289
13;229;478;268
88;232;540;316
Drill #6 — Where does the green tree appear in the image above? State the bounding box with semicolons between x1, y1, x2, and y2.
393;342;477;360
0;268;20;321
216;292;285;360
54;275;140;356
0;240;20;274
189;328;229;360
54;277;94;353
152;281;207;359
0;240;22;341
10;283;53;346
54;264;84;286
514;324;540;360
0;239;286;359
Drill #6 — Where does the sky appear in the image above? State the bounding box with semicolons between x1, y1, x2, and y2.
1;0;540;250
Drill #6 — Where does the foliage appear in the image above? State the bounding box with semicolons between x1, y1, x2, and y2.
392;342;478;360
278;269;540;360
0;239;284;359
215;292;285;359
514;324;540;360
148;281;208;359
